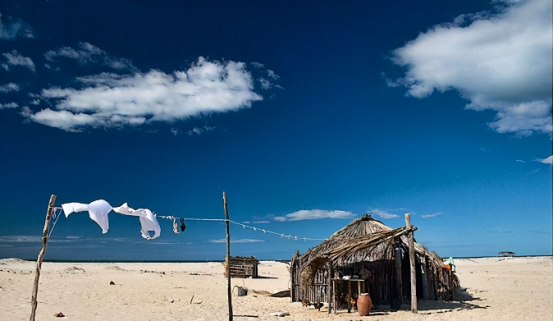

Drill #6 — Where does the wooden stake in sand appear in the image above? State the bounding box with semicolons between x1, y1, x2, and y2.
405;213;417;313
223;192;233;321
30;194;57;321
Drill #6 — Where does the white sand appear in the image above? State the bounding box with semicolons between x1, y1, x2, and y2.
0;256;551;320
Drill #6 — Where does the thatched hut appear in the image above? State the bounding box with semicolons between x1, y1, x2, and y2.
290;214;458;310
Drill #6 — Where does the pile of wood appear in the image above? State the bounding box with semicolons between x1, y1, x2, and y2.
223;256;259;278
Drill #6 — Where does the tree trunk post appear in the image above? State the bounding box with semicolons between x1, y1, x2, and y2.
405;213;417;313
30;194;57;321
223;192;233;321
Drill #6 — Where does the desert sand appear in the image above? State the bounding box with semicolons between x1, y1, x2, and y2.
0;256;551;320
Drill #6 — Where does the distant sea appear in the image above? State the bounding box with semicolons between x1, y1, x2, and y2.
20;254;551;263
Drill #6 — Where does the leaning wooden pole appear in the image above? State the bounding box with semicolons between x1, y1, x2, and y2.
223;192;233;321
30;194;57;321
405;213;417;313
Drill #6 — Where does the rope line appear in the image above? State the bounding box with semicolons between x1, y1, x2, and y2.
48;208;63;237
156;214;326;241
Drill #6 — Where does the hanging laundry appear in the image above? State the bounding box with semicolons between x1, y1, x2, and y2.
112;203;161;240
173;218;180;234
61;199;112;234
180;218;186;232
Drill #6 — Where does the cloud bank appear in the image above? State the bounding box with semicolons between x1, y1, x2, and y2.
390;0;552;136
28;57;267;131
274;209;356;221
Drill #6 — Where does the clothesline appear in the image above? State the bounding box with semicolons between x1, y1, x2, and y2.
52;202;327;242
156;214;327;241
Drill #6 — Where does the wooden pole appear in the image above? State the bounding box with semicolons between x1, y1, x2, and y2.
405;213;417;313
30;194;57;321
327;264;332;314
223;192;233;321
394;246;403;307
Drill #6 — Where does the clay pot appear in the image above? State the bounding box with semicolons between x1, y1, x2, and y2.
357;293;372;316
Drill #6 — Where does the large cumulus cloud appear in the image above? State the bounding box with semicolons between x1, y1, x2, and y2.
390;0;552;136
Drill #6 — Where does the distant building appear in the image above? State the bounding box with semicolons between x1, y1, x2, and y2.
498;251;515;257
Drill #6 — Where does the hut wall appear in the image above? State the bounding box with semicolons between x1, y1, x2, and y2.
224;256;259;278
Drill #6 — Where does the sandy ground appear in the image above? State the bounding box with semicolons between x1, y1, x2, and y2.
0;256;551;320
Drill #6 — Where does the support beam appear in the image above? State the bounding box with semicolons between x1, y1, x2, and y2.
405;213;417;313
223;192;233;321
327;264;332;314
30;194;57;321
394;245;403;307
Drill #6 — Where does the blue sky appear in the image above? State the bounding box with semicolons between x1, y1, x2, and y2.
0;0;552;261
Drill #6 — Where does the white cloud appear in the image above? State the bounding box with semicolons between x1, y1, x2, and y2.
253;220;270;224
27;57;269;130
390;0;552;136
368;209;399;219
516;159;525;163
2;50;35;72
0;102;18;109
186;125;215;136
209;238;265;244
0;83;19;93
44;42;138;72
0;12;34;39
536;155;553;165
273;209;356;221
170;128;180;136
421;212;443;219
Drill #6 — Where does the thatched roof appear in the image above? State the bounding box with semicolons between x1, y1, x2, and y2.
300;214;450;287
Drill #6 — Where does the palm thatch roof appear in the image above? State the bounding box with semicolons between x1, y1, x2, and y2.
300;214;450;287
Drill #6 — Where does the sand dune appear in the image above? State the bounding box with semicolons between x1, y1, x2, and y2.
0;256;551;320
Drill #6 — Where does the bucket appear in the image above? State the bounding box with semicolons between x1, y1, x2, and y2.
237;287;248;296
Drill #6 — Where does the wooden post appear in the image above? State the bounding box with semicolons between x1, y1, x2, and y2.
394;246;403;308
30;194;57;321
327;264;332;314
223;192;233;321
405;213;417;313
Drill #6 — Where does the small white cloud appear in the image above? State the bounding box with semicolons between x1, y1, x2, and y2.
27;57;269;131
186;125;215;136
421;212;444;219
516;159;525;163
536;155;553;164
0;102;18;109
253;220;270;224
209;238;265;244
44;42;138;72
0;83;19;93
0;12;35;40
170;128;180;136
2;50;35;72
390;0;553;136
368;209;399;219
273;209;356;221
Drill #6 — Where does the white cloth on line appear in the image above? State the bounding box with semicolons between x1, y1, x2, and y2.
61;199;112;234
112;203;161;240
